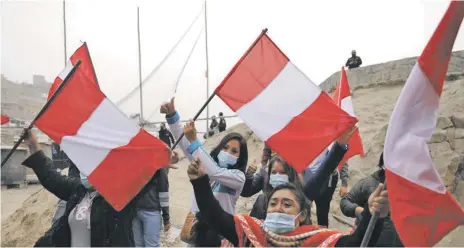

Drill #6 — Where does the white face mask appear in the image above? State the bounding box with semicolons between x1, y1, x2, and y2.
80;173;94;189
217;150;238;168
264;212;301;234
269;174;289;188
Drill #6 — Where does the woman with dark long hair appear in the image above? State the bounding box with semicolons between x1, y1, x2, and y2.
160;98;248;247
188;158;389;247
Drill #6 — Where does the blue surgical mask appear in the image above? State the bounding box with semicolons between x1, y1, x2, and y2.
269;174;289;188
264;212;300;234
217;150;238;168
80;173;93;189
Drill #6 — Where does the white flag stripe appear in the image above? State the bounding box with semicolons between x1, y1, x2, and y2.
236;62;321;141
340;96;355;117
61;98;140;176
384;63;445;193
58;60;73;81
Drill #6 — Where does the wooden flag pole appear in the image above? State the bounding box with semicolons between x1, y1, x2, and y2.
1;60;82;168
171;91;216;150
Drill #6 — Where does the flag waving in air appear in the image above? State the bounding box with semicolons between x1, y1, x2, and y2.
215;30;358;172
36;59;170;211
331;67;364;170
384;1;464;246
48;42;99;99
1;115;10;125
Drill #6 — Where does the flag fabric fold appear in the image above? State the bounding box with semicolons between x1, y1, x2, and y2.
331;67;364;170
36;55;170;211
215;31;358;172
48;42;99;99
384;1;464;246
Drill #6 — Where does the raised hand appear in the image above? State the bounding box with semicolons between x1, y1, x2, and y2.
187;158;205;180
183;121;197;143
368;183;389;218
160;97;176;115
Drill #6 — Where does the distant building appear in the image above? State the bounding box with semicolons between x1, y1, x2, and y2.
32;74;50;86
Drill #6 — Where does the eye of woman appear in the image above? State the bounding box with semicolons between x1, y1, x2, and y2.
230;147;239;155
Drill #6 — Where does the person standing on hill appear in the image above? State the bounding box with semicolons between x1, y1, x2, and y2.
158;123;175;147
218;112;227;133
345;50;363;69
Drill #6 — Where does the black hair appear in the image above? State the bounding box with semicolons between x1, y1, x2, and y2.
266;156;302;193
267;183;312;225
219;112;223;116
210;132;248;173
378;152;384;168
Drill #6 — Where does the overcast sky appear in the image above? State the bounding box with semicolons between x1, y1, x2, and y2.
2;0;463;132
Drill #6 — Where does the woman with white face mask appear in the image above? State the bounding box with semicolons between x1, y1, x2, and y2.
160;98;248;247
188;159;389;247
248;156;311;223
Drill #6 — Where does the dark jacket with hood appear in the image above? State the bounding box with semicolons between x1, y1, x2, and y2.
23;151;143;247
340;169;404;247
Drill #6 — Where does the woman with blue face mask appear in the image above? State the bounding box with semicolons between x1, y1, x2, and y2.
188;159;390;247
248;156;311;223
160;98;248;247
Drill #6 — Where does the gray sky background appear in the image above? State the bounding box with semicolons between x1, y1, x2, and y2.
2;0;463;132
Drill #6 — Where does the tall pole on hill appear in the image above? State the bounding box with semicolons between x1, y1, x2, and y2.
204;0;211;133
63;0;67;64
137;6;144;126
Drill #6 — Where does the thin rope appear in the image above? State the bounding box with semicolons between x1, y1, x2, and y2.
116;6;205;106
146;27;205;120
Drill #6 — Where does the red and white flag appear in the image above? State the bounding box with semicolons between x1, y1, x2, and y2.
331;67;364;170
215;31;358;172
384;1;464;246
36;61;170;211
1;115;10;125
48;42;99;100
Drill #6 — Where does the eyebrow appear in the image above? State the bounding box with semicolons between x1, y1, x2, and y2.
270;197;295;203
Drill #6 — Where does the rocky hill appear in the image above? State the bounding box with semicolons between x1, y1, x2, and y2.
1;54;463;247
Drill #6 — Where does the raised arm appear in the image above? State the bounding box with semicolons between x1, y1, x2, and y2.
191;174;239;246
303;142;348;200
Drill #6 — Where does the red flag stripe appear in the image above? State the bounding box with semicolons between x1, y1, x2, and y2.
418;1;464;96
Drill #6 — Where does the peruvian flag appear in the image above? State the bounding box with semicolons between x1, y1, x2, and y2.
384;1;464;246
35;61;170;211
48;42;99;99
215;31;358;172
1;115;10;125
331;67;364;170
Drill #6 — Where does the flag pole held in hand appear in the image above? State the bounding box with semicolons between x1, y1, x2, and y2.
1;60;82;167
360;182;387;247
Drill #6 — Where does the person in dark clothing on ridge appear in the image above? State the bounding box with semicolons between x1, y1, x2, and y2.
345;50;363;69
218;112;227;133
158;123;175;147
340;153;404;247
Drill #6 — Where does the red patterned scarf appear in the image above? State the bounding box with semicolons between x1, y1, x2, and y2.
231;214;343;247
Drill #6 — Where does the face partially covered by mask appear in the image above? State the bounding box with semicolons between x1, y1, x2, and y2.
265;188;306;234
80;173;94;189
217;150;238;168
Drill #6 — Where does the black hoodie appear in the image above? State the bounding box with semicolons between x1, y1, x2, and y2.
340;169;404;247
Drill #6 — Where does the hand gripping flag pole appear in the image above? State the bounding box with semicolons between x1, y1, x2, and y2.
1;60;82;167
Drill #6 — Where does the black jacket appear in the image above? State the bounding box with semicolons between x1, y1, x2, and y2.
345;56;362;69
136;168;170;222
192;174;384;247
158;128;175;147
218;117;227;132
340;169;404;247
23;151;137;247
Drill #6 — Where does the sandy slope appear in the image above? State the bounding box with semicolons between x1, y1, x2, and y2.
2;78;463;247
